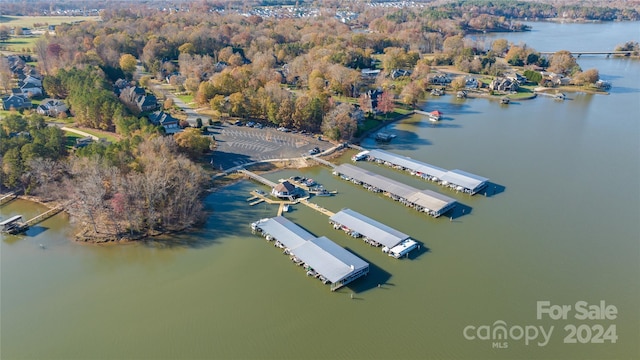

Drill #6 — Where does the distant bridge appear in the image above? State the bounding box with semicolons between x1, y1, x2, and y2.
539;51;633;58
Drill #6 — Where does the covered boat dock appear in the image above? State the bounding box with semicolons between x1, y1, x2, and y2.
251;216;369;291
329;208;411;250
333;164;456;217
361;149;489;195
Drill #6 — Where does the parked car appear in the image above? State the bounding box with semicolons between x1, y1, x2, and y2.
308;147;320;155
246;121;255;127
255;123;264;129
234;120;243;126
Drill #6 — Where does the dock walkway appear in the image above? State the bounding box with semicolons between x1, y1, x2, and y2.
307;156;336;169
0;192;17;206
238;169;277;188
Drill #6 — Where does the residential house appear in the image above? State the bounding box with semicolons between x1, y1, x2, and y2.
21;74;42;87
148;111;181;134
361;68;381;79
271;181;297;199
465;77;479;89
37;99;68;117
429;73;451;85
391;69;412;79
19;82;43;97
1;94;32;110
119;86;157;113
137;94;158;112
489;77;520;92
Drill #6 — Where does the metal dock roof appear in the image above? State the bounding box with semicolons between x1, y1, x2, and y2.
439;169;488;192
253;216;314;249
368;149;448;179
330;209;409;248
293;236;369;284
366;149;489;192
253;216;369;288
334;164;456;214
1;215;23;226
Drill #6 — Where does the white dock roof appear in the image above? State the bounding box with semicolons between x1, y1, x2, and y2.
0;215;23;226
439;169;488;192
334;164;456;214
368;149;448;178
254;216;314;249
293;236;369;284
330;209;409;248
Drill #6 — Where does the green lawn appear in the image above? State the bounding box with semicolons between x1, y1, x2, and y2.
75;128;119;143
64;132;81;150
176;93;195;106
0;36;39;52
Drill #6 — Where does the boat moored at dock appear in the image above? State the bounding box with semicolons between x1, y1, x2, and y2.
383;239;419;259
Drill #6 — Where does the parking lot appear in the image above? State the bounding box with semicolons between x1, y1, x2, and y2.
210;123;328;170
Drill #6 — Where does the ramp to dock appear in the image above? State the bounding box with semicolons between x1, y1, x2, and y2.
238;169;277;188
0;192;17;206
307;156;336;168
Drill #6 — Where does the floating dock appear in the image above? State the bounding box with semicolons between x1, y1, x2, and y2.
361;149;489;195
333;164;456;218
251;216;369;291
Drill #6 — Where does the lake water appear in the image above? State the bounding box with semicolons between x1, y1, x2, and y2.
2;21;639;359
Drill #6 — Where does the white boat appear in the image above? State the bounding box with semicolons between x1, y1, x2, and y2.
383;239;419;259
351;150;370;161
283;204;290;212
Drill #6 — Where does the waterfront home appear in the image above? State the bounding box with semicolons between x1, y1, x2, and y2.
271;181;297;199
489;77;519;92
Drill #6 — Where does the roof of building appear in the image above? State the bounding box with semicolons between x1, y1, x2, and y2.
367;149;448;179
439;169;488;191
330;209;409;248
273;181;296;194
334;164;456;213
254;216;314;249
292;236;369;284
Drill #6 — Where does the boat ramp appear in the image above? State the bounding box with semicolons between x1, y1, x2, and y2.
359;149;489;195
251;216;369;291
333;163;457;218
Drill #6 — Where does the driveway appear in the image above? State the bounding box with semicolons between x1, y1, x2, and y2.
210;124;328;170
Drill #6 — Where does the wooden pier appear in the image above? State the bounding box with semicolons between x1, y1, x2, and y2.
0;192;17;206
307;156;336;169
1;204;66;234
238;169;277;187
297;198;335;217
246;190;334;217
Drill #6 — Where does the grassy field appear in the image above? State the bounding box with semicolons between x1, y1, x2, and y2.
0;36;40;52
64;132;82;149
0;15;99;28
74;128;120;143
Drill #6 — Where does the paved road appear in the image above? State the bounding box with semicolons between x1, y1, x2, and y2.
210;124;328;170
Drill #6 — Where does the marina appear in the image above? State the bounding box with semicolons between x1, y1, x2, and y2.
333;163;457;217
251;216;369;291
329;208;418;258
360;149;489;195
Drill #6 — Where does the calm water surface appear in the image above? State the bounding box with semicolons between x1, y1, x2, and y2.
2;21;639;359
